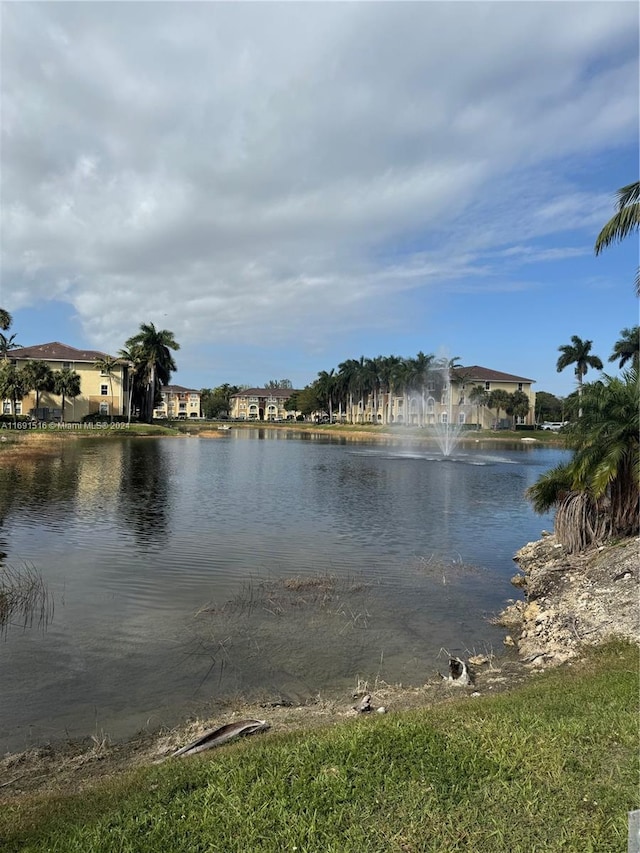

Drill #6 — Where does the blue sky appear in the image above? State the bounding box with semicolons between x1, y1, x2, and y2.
2;2;638;397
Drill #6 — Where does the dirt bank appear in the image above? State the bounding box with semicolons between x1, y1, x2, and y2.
1;656;537;802
499;534;639;666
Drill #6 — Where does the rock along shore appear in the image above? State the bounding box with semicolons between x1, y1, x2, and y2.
499;533;639;666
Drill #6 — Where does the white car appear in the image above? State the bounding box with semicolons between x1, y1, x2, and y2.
541;421;568;431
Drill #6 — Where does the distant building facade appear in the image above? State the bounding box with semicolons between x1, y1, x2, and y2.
7;342;128;421
154;385;202;419
229;388;300;421
346;366;536;428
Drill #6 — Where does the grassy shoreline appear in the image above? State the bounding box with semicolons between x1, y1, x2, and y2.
2;641;637;852
0;419;568;449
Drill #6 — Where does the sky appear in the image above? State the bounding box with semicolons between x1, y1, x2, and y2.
2;1;638;397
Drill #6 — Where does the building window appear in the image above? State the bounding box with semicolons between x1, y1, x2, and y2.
458;412;465;425
99;402;109;415
518;383;523;391
440;413;448;424
63;362;71;370
189;393;198;400
3;401;11;414
100;369;110;377
484;381;491;391
179;403;187;411
100;385;108;396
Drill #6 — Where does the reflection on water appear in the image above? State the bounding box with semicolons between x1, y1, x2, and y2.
0;434;565;753
118;440;172;547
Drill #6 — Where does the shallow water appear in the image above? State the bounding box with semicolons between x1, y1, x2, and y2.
0;432;564;752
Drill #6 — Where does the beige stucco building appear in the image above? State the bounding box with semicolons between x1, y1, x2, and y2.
7;342;129;421
154;385;202;419
351;365;536;428
229;388;300;421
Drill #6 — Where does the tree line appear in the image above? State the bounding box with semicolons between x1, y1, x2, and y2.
280;354;532;427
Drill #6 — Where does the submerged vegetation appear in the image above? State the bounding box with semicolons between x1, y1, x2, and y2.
0;563;52;635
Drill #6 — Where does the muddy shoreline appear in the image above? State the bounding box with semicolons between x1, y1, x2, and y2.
0;655;536;802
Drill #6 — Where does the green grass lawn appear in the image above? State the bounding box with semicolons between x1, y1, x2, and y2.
2;642;637;852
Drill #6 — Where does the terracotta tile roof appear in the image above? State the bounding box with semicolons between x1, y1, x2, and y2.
452;366;535;384
11;342;117;362
230;387;299;398
161;385;200;394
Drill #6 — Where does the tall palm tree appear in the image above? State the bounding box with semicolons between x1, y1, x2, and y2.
469;385;489;430
94;355;120;420
528;369;639;551
0;362;27;426
53;369;81;423
488;389;511;429
316;369;336;423
337;358;359;423
0;309;12;331
124;323;180;423
396;358;413;426
118;345;143;424
410;351;435;426
594;181;640;295
0;333;20;360
556;335;603;416
378;355;403;425
506;390;530;428
609;326;639;371
22;360;55;416
352;356;374;423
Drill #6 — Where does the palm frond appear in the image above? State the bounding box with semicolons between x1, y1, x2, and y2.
594;201;640;255
616;181;640;209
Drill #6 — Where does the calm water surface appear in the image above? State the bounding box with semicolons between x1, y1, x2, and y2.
0;431;564;752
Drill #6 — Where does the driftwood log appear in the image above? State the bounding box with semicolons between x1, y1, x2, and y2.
172;719;270;758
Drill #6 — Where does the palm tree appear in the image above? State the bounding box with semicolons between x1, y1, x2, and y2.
527;369;639;552
594;181;640;295
410;351;435;426
488;389;511;429
124;323;180;423
378;355;403;425
556;335;603;416
353;356;374;423
22;360;55;417
53;368;81;423
94;355;120;420
0;333;20;360
316;369;336;423
469;385;489;430
0;309;12;331
609;326;639;371
0;362;27;426
337;358;359;423
506;390;530;428
118;346;143;424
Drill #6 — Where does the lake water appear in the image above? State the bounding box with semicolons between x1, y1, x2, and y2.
0;431;564;753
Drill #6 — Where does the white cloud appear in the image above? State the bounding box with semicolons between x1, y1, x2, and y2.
2;1;638;357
